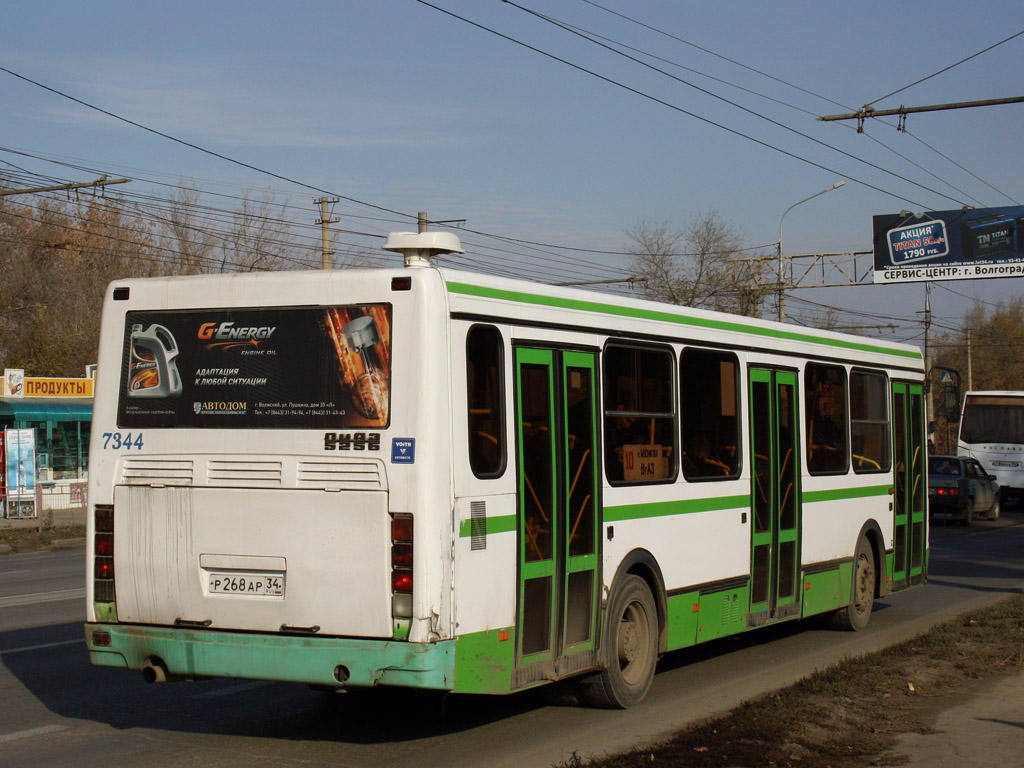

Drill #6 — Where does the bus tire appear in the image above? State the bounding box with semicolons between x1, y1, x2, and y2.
829;536;875;632
581;575;658;709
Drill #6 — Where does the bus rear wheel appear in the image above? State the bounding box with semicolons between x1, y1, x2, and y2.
581;575;658;709
829;536;875;631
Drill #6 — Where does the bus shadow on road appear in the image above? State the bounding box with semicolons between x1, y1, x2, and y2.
1;621;549;743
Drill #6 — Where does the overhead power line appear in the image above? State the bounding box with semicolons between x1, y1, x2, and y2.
0;64;412;220
866;28;1024;106
418;1;941;210
0;68;653;263
572;0;1013;208
505;0;972;209
577;0;852;112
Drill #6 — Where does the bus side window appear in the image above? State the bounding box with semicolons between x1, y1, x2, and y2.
850;370;891;473
602;344;677;484
466;325;506;478
805;363;849;475
680;348;740;481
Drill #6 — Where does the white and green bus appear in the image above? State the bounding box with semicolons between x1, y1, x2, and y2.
85;229;928;708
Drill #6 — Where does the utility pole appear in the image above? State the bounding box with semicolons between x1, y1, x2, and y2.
923;283;933;430
315;197;339;269
966;327;974;392
0;175;130;198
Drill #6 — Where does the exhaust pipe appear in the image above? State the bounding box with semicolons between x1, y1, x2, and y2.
142;657;182;684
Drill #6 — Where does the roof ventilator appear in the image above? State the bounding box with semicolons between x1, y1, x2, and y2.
383;211;464;268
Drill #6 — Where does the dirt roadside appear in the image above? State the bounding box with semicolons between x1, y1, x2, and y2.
0;525;86;554
559;594;1024;768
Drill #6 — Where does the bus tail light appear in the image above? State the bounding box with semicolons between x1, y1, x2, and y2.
94;505;116;605
391;514;413;636
392;570;414;593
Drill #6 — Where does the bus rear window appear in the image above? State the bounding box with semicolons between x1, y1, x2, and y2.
466;325;506;478
117;305;391;429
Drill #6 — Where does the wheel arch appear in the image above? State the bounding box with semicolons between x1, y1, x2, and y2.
606;548;668;655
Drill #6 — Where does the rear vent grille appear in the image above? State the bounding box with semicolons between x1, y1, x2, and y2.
470;501;487;550
297;460;383;490
208;460;283;487
120;456;383;490
122;458;194;486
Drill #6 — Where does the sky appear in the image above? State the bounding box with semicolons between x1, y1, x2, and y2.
2;0;1023;350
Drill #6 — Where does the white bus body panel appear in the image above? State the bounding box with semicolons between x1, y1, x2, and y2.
112;484;392;636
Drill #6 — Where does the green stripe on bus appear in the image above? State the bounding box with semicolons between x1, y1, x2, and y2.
459;485;891;535
446;281;922;361
605;494;750;522
802;484;893;504
458;514;517;539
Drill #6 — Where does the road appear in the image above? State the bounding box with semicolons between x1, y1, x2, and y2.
2;515;1022;768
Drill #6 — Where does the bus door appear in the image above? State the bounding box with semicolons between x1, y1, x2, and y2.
892;382;927;586
513;347;601;688
748;368;802;624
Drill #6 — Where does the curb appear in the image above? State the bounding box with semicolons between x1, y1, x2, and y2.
51;537;86;550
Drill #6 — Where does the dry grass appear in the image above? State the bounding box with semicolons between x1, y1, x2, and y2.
558;594;1024;768
0;525;85;552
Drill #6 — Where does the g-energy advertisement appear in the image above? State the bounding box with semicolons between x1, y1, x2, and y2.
872;206;1024;284
117;305;391;429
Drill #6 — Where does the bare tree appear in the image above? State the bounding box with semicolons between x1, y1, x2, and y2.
935;297;1024;391
161;182;219;274
800;307;843;331
626;210;770;317
332;246;381;270
0;180;383;375
928;297;1024;452
218;188;302;272
0;194;159;374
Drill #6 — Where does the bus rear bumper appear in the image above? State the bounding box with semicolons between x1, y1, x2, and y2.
84;623;455;690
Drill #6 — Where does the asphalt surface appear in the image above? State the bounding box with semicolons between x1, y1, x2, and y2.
883;501;1024;768
887;670;1024;767
2;511;1022;767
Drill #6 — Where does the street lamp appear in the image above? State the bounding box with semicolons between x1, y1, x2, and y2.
777;181;845;322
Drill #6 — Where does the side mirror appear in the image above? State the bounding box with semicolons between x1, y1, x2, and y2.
944;384;960;423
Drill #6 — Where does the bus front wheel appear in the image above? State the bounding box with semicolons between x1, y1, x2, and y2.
582;575;658;709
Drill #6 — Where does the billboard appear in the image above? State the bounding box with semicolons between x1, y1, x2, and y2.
116;305;392;430
872;206;1024;283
